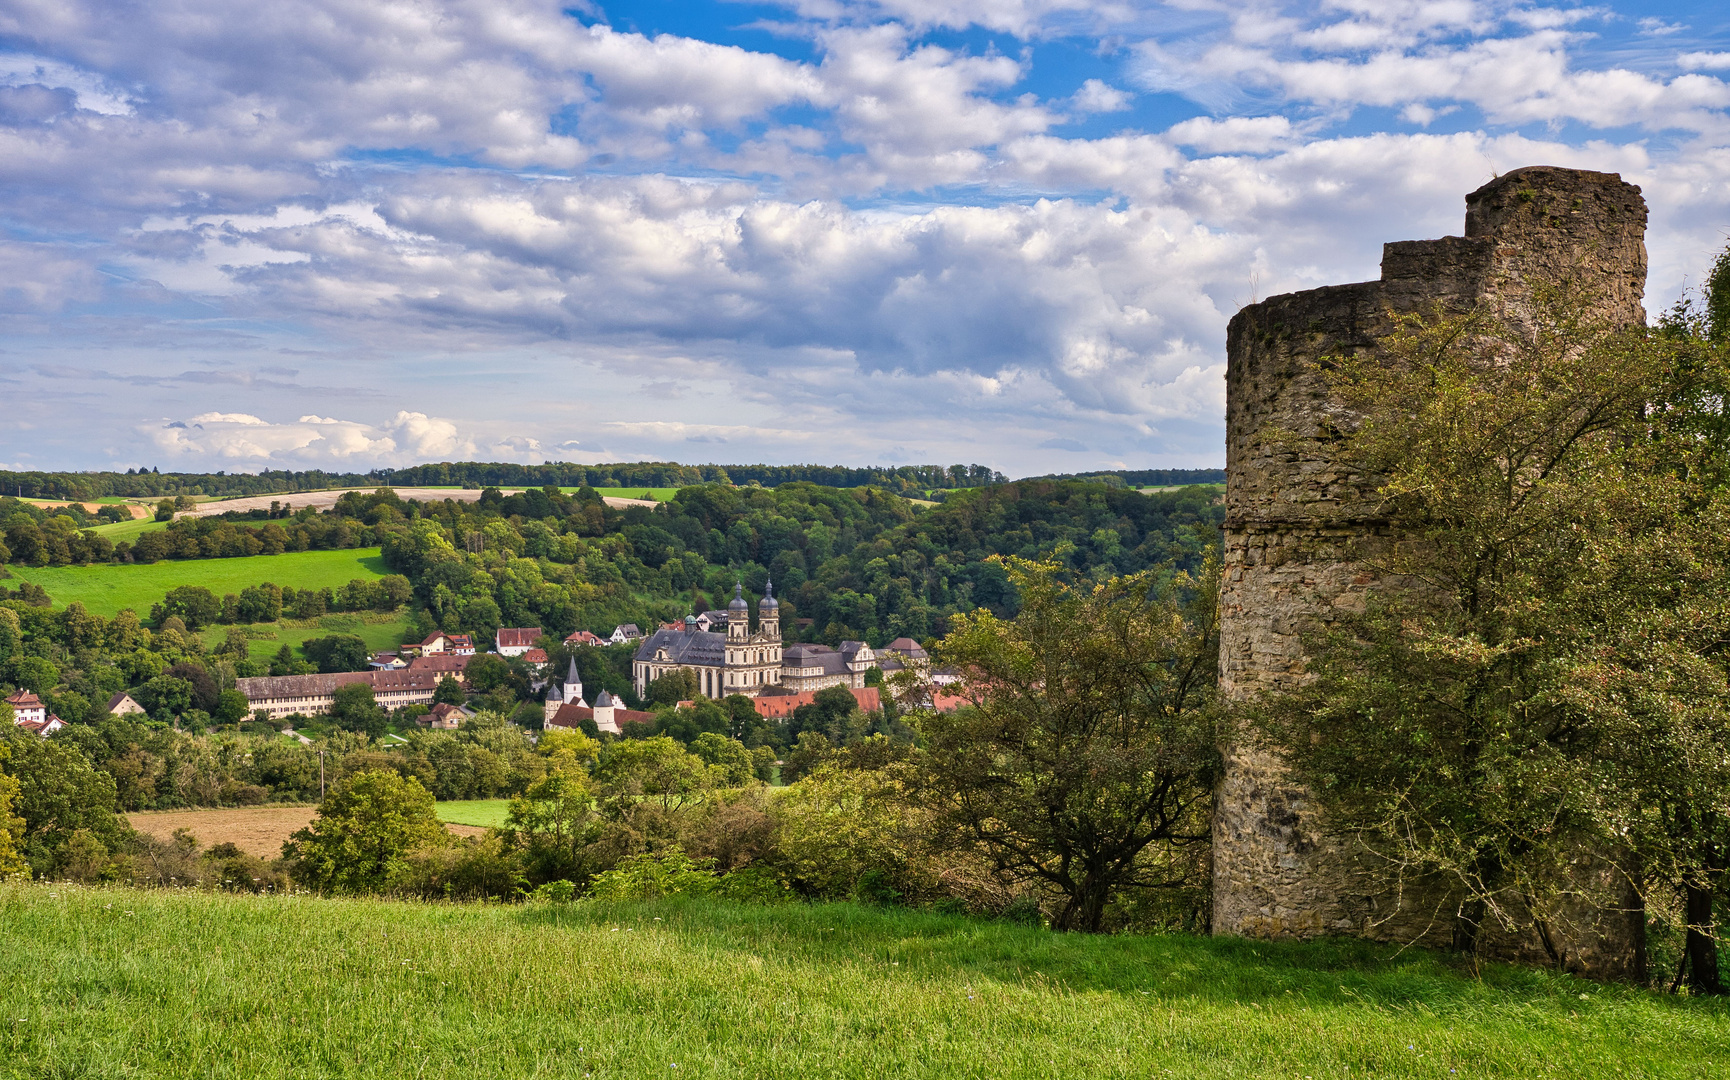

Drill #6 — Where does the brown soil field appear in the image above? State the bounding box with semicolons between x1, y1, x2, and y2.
20;499;149;518
128;806;485;859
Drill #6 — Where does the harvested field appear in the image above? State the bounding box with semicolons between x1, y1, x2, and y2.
128;806;484;858
182;487;655;517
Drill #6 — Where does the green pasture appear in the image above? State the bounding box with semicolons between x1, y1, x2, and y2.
435;799;513;828
2;884;1725;1079
199;613;415;660
4;547;391;617
87;516;170;543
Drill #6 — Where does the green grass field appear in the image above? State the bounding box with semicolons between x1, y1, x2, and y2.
4;547;391;617
1;884;1724;1079
199;613;416;660
87;515;170;543
435;799;512;827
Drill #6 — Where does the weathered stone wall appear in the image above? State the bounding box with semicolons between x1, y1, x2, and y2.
1213;167;1649;976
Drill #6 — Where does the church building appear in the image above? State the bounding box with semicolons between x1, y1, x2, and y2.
633;582;783;698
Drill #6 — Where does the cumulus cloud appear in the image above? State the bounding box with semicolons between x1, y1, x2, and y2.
145;411;476;466
0;0;1727;476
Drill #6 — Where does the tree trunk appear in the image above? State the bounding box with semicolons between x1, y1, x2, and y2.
1683;876;1724;995
1453;897;1487;965
1056;876;1113;932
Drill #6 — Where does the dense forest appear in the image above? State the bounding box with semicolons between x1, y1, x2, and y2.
0;460;1018;501
4;480;1224;649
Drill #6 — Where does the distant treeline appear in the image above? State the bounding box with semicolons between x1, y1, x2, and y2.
1028;469;1225;488
0;462;1010;501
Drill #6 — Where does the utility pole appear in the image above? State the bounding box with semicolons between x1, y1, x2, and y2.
318;749;327;801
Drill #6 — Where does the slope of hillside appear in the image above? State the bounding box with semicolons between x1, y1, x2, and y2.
1;884;1723;1079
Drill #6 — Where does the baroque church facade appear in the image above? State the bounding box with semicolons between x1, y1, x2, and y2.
632;583;783;698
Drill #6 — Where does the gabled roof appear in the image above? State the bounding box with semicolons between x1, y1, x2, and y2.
884;637;928;657
408;653;474;674
236;670;439;699
496;627;543;648
5;690;43;708
522;648;549;663
106;691;139;711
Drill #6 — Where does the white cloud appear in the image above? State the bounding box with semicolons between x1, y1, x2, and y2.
1;1;1728;477
144;410;477;466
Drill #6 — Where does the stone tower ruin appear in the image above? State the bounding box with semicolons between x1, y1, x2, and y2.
1213;166;1649;972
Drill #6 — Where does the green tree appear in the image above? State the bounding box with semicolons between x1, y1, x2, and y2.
11;656;59;695
214;689;252;725
920;554;1220;932
464;654;510;693
503;771;607;886
284;769;447;893
301;634;370;673
689;732;756;786
329;683;388;738
646;668;700;707
156;585;220;630
594;736;712;811
433;676;466;705
0;745;29;879
137;675;194;720
0;732;126;877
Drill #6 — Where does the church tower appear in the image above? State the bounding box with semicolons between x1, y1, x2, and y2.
727;582;750;642
758;577;780;642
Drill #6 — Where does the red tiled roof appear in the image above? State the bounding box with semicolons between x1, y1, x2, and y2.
751;687;880;718
5;690;42;708
522;648;549;663
564;630;605;646
496;627;542;649
548;703;658;729
408;653;474;674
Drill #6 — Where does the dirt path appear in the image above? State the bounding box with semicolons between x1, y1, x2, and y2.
179;487;655;518
128;805;486;858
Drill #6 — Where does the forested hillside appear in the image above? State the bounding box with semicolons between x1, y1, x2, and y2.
5;480;1223;648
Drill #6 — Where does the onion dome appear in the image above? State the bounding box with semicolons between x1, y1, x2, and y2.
759;576;778;610
729;581;749;612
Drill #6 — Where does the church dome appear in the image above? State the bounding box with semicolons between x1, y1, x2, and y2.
759;577;778;610
728;582;749;612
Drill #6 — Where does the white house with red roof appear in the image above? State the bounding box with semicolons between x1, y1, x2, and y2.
7;690;65;736
494;627;542;657
564;629;605;647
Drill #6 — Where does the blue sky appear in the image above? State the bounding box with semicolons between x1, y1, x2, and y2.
2;0;1728;475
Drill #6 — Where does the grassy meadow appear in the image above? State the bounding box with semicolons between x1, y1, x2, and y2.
434;799;513;828
4;547;390;617
198;612;416;661
1;884;1725;1079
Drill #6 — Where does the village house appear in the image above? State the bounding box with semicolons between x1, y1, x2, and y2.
609;624;642;644
7;690;64;736
418;702;474;730
236;670;439;719
407;652;475;685
105;691;146;717
409;631;474;657
563;629;605;647
368;652;407;670
494;627;542;657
